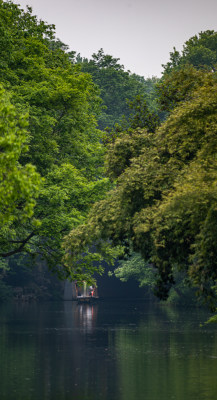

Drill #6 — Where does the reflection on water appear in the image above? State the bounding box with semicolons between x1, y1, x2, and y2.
0;300;217;400
73;303;98;333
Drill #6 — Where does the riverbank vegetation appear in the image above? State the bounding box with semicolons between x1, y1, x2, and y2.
64;30;217;313
0;1;217;312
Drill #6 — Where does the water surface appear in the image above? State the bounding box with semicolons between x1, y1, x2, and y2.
0;300;217;400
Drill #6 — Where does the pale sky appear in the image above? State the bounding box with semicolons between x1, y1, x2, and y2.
12;0;217;78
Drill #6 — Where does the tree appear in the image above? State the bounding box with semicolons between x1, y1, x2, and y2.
157;65;208;112
127;95;160;132
78;49;160;129
158;30;217;113
162;30;217;74
63;69;217;310
0;1;107;277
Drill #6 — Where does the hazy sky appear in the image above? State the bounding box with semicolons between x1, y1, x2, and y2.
13;0;217;78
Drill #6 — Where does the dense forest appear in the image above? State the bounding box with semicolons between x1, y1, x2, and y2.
1;1;217;317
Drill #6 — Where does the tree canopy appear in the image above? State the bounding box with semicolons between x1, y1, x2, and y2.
158;30;217;113
64;66;217;309
162;30;217;74
0;1;108;276
78;49;160;129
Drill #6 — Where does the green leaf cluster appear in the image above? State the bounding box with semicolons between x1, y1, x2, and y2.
162;30;217;74
78;49;160;129
158;30;217;113
0;86;40;226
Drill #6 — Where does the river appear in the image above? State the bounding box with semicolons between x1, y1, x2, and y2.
0;299;217;400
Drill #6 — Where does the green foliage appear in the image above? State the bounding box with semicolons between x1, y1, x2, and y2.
78;49;160;129
0;86;41;226
104;129;154;181
157;65;209;112
114;252;156;289
101;94;160;149
64;67;217;310
0;1;107;278
127;95;160;132
158;30;217;113
114;253;196;305
162;30;217;74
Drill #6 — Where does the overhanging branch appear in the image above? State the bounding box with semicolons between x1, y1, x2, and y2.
0;231;35;257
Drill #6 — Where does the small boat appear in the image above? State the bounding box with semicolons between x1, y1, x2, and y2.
76;295;99;304
76;283;98;304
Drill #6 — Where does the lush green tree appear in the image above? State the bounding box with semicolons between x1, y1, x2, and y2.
0;1;107;277
78;49;160;129
158;30;217;113
157;65;209;113
162;30;217;74
63;69;217;310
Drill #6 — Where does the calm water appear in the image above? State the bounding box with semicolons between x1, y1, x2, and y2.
0;300;217;400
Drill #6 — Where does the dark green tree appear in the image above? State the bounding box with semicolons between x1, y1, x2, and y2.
127;95;160;132
78;49;160;129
